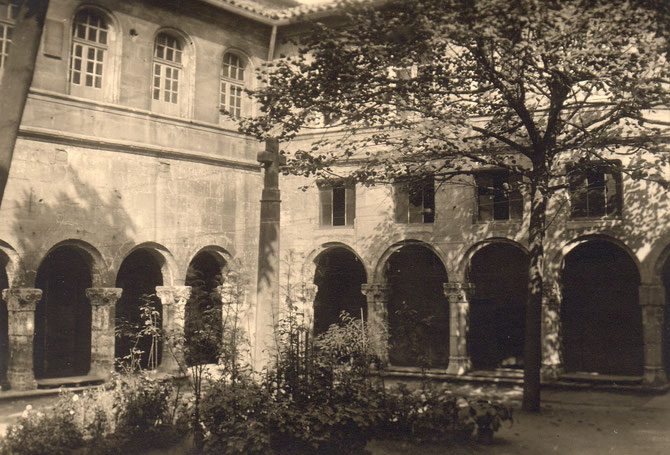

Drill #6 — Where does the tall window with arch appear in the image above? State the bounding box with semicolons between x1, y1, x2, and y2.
69;9;108;90
220;52;246;119
153;33;182;105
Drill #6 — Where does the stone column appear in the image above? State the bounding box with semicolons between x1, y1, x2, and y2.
541;281;563;381
3;288;42;391
86;288;122;379
361;283;389;364
639;284;667;386
156;286;191;374
443;282;473;375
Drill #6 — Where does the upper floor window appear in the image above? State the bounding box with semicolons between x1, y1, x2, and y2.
220;52;246;119
69;10;108;89
568;163;622;218
475;170;523;222
319;183;355;227
394;177;435;224
0;0;18;71
153;33;182;105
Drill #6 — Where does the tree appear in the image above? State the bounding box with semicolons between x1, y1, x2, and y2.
0;0;50;209
240;0;670;411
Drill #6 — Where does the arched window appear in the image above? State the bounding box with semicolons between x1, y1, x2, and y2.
220;52;246;118
69;10;108;89
153;33;182;105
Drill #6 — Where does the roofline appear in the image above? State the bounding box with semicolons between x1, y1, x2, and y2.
198;0;385;27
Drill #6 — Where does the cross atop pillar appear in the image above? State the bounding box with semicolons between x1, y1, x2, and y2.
255;137;284;370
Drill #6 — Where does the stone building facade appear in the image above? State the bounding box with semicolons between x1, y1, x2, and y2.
0;0;669;392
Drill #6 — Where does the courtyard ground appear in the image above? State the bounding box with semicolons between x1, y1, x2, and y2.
1;384;668;454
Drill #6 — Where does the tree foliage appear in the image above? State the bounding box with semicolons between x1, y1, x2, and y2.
240;0;670;412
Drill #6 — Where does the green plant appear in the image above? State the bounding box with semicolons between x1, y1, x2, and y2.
0;402;84;455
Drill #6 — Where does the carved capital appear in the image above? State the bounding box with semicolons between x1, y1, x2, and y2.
156;286;192;306
86;288;122;306
639;284;665;308
361;283;389;302
3;288;42;312
443;282;474;304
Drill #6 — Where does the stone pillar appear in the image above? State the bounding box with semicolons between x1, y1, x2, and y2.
86;288;122;379
443;282;473;375
361;283;389;364
156;286;191;374
541;281;563;381
3;288;42;391
639;284;667;386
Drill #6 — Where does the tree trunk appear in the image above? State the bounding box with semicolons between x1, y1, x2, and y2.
522;175;547;412
0;0;50;209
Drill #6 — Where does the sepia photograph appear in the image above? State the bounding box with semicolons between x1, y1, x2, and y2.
0;0;668;453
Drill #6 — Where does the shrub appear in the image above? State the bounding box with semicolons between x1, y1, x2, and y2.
381;382;513;444
200;378;270;455
0;402;84;455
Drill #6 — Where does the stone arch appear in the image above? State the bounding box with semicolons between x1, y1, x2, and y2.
34;243;98;378
303;242;370;286
458;237;528;281
116;242;178;286
465;240;529;370
554;234;642;281
115;245;170;370
0;243;15;387
0;240;26;287
373;239;448;284
560;236;643;376
654;242;670;377
183;246;232;366
382;241;449;368
311;245;368;335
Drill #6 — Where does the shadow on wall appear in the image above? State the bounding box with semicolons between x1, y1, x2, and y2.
5;165;138;381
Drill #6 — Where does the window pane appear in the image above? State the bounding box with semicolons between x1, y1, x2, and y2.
605;172;621;217
86;74;93;86
153;88;160;100
587;170;606;217
99;30;107;45
423;179;435;223
408;182;424;224
94;76;101;88
568;168;588;218
345;186;356;226
332;186;346;226
319;188;333;226
394;184;409;223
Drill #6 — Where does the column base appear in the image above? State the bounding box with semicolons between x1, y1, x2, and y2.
7;368;37;391
446;356;472;375
541;364;563;382
643;366;667;386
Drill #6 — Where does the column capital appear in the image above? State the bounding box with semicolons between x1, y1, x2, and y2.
443;282;474;303
361;283;389;301
2;288;42;311
85;288;122;306
639;284;665;307
156;286;192;305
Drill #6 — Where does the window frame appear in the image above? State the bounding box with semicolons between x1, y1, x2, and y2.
152;32;183;106
69;9;109;90
474;170;523;223
318;182;356;228
568;161;623;219
220;51;249;120
0;1;18;72
394;177;435;224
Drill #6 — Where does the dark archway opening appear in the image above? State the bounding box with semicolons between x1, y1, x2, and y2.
115;249;163;370
185;252;225;366
313;247;367;336
386;244;449;368
0;258;9;388
661;256;670;377
34;247;92;379
468;243;529;370
562;240;643;376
